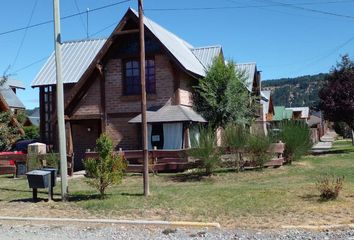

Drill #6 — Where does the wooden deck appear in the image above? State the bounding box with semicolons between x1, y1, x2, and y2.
85;149;196;173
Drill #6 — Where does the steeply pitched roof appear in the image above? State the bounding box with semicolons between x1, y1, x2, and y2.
0;78;26;89
261;90;271;114
0;87;25;109
191;45;222;69
129;105;207;123
32;38;106;87
130;8;206;76
235;62;257;92
32;8;220;88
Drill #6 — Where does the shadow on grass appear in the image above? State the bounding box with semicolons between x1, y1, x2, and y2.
169;172;205;182
68;194;102;202
0;187;60;196
121;192;144;196
300;193;338;203
10;196;68;203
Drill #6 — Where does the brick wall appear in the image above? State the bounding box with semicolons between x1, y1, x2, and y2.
106;116;139;150
71;76;101;116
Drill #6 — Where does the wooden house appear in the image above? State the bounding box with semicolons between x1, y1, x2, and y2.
32;8;263;170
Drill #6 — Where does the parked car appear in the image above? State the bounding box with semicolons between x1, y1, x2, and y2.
9;139;38;154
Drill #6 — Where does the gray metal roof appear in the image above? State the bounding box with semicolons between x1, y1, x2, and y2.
31;38;106;87
235;63;257;92
129;105;207;123
130;8;206;76
260;90;271;114
0;87;25;109
31;8;224;88
0;78;26;89
27;116;40;127
191;45;222;69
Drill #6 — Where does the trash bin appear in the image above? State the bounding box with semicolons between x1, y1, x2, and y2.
26;170;52;201
42;168;57;187
26;170;51;189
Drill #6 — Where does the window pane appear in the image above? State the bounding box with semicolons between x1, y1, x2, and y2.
132;61;139;68
126;61;132;68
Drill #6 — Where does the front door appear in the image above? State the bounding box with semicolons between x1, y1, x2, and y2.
71;120;101;171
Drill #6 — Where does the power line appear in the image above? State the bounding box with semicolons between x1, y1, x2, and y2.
73;0;87;37
11;56;50;74
256;0;354;20
11;0;39;70
145;0;354;13
0;0;131;37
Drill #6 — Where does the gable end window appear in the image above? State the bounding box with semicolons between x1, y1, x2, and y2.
124;59;155;95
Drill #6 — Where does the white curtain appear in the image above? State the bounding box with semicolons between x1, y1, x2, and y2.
148;124;153;150
189;124;200;148
163;123;183;149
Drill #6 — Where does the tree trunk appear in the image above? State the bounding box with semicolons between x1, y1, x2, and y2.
352;129;354;146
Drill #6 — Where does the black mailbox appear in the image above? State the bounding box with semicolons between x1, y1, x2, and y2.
26;170;51;189
42;168;57;187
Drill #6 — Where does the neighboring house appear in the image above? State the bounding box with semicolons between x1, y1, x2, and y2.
257;90;274;135
273;106;310;122
0;78;26;114
0;78;26;135
308;111;327;143
32;8;230;169
273;106;293;121
24;108;40;127
286;107;310;123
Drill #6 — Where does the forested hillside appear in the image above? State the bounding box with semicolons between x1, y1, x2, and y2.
262;73;328;108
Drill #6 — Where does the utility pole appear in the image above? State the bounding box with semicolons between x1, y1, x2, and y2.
139;0;149;196
53;0;68;201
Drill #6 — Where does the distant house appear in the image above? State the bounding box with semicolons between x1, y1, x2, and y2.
0;78;26;135
273;106;310;122
0;78;26;113
24;108;40;127
31;8;262;170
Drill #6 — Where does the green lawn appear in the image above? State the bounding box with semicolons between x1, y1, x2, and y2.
1;140;353;228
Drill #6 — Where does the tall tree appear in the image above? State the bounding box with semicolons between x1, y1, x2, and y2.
194;56;254;129
319;54;354;145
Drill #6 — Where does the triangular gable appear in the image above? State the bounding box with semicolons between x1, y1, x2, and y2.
63;8;213;115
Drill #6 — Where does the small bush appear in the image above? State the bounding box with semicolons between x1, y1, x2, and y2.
278;120;312;164
222;124;249;150
188;127;220;176
246;134;271;169
316;174;344;200
84;134;127;198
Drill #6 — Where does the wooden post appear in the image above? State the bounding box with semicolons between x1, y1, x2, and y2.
139;0;149;196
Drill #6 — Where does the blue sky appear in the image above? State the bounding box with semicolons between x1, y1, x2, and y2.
1;0;354;109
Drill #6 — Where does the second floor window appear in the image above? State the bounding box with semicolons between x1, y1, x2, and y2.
124;59;155;95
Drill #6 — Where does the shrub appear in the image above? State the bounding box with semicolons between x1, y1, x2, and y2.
22;126;40;140
222;124;249;150
222;124;250;171
278;120;312;164
246;134;271;169
188;127;220;176
84;134;127;198
316;174;344;200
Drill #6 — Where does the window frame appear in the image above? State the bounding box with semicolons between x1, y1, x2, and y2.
122;57;156;95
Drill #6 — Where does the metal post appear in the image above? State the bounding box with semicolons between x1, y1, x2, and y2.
139;0;149;196
53;0;68;201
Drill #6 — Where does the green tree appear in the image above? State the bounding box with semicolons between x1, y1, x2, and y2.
194;56;254;129
0;111;21;151
279;120;311;164
84;134;127;198
319;54;354;145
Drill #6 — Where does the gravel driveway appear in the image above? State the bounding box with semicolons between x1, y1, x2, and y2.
0;222;353;240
